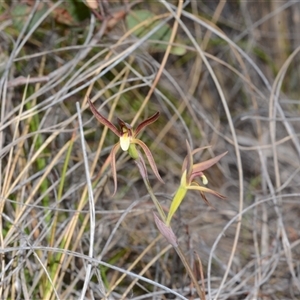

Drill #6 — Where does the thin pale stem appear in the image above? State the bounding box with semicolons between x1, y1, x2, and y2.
141;176;166;222
174;245;206;300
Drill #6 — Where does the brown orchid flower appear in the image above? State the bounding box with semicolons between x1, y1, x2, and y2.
166;140;227;225
88;98;164;195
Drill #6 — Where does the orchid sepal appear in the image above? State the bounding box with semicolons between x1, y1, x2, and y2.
110;143;121;196
181;145;211;173
132;138;164;184
190;151;228;181
134;112;160;137
188;183;226;199
88;98;121;137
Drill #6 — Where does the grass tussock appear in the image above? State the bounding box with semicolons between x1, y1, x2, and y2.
1;1;300;299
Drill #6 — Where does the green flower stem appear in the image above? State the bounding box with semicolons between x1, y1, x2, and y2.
141;175;166;222
130;144;166;221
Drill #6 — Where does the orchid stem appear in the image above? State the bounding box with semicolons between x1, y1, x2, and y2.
174;245;206;300
141;176;166;222
133;155;166;222
140;172;205;298
135;154;205;299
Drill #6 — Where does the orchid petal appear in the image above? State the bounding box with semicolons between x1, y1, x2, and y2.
192;151;228;173
117;118;132;134
184;141;193;182
134;151;148;180
88;98;121;137
132;139;164;184
181;143;211;174
187;184;226;199
99;152;113;179
134;112;160;137
199;191;213;207
191;146;212;155
109;143;120;196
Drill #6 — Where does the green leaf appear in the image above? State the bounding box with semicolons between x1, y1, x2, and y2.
12;4;48;33
126;9;186;56
68;0;90;22
166;185;187;226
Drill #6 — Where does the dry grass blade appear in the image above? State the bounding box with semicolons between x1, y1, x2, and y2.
76;102;98;299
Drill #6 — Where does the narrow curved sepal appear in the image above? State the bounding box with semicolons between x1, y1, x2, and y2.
134;151;148;180
117;118;132;134
134;112;160;137
192;151;228;175
185;141;193;183
102;143;121;196
188;183;226;199
181;142;210;174
88;98;121;137
132;138;164;184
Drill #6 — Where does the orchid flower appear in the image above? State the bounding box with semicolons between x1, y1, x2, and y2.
166;140;227;226
88;98;164;195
